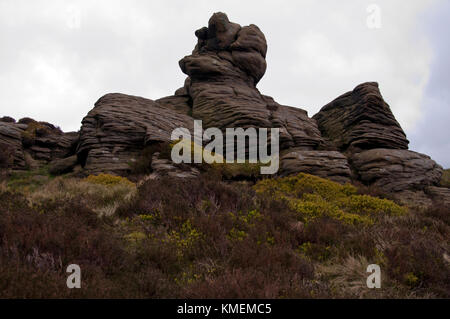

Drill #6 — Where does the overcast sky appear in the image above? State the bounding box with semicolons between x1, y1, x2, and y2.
0;0;448;167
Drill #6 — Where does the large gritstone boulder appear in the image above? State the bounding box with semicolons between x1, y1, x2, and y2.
313;82;409;152
351;149;443;192
178;12;323;152
280;149;351;184
77;93;194;175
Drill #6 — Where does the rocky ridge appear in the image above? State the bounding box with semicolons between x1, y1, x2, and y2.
0;13;447;206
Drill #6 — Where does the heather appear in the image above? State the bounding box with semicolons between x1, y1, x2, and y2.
0;168;448;298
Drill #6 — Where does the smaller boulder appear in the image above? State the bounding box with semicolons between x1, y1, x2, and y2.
0;116;16;123
313;82;409;151
280;149;351;184
49;155;78;175
351;149;443;192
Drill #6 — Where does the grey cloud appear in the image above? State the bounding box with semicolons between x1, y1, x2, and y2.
408;0;450;168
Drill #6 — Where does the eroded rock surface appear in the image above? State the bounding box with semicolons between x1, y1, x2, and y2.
0;122;26;169
77;93;194;175
351;149;443;192
179;12;323;152
280;149;351;184
0;119;78;170
313;82;409;152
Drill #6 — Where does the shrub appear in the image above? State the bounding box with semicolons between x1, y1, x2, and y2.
385;238;449;293
116;175;255;220
299;217;349;246
254;173;407;225
254;173;357;200
0;190;128;298
0;168;448;298
343;195;407;216
163;220;203;259
423;203;450;225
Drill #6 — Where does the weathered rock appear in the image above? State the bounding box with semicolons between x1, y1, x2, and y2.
0;116;16;123
280;149;351;183
179;12;322;152
75;13;323;177
77;93;194;175
23;152;39;170
0;122;26;168
17;117;37;125
351;149;443;192
49;155;78;175
33;131;79;160
425;186;450;206
155;95;192;115
313;82;409;152
151;152;200;178
29;145;52;161
137;152;200;185
18;119;77;162
0;117;80;169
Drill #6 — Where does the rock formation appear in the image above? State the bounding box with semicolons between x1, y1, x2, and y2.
0;118;77;170
351;149;442;192
280;150;351;184
178;12;323;151
77;93;193;175
0;12;447;206
313;82;409;152
313;82;444;193
0;122;26;169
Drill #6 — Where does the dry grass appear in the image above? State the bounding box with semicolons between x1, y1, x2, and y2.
26;175;136;216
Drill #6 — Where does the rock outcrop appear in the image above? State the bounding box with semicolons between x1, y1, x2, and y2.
178;12;323;151
0;12;446;204
351;149;443;192
0;119;78;170
48;155;79;175
313;82;443;194
280;149;351;184
77;93;193;175
313;82;409;152
0;122;26;169
28;131;78;162
74;12;333;176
